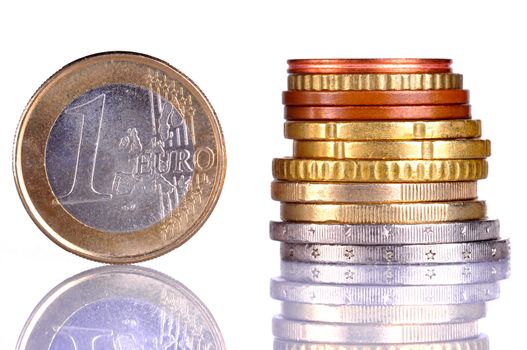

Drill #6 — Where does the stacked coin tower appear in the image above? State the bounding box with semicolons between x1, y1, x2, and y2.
270;59;510;348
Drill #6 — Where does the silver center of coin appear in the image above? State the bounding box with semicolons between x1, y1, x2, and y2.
45;84;195;232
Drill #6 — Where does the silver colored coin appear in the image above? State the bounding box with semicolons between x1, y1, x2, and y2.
17;265;225;350
273;335;490;350
45;84;195;233
272;316;479;343
280;260;510;285
270;220;500;244
270;278;500;305
281;239;510;264
280;302;486;324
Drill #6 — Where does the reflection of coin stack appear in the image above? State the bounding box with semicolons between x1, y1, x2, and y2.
270;59;510;349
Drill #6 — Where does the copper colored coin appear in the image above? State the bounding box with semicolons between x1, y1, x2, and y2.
285;105;471;121
287;59;452;74
283;90;469;106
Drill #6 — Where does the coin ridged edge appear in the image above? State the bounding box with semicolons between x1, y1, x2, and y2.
272;158;488;182
288;73;463;91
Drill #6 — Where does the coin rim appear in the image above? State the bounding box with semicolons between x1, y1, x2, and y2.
284;105;471;120
271;181;479;203
284;120;482;140
272;335;489;350
292;139;491;160
280;201;487;224
282;90;469;106
272;158;489;182
13;51;227;263
269;220;500;244
287;73;463;91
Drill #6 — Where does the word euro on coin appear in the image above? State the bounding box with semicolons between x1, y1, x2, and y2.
14;52;226;263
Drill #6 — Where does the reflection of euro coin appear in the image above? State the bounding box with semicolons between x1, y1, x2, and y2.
270;278;500;305
13;52;226;263
17;265;225;350
273;336;489;350
280;260;510;285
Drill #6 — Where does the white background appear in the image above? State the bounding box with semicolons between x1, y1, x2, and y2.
0;0;525;348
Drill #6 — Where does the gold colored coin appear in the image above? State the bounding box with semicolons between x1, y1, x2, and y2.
13;52;226;263
288;73;463;91
284;120;482;141
272;158;488;183
280;201;486;224
293;140;491;160
271;181;478;203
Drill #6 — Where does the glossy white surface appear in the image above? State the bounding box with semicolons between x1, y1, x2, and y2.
0;0;525;348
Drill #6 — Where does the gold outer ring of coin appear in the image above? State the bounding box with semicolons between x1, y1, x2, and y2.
287;73;463;91
293;140;491;160
271;181;478;203
280;201;486;224
13;52;227;263
284;120;482;140
272;158;488;182
285;105;471;120
282;90;469;106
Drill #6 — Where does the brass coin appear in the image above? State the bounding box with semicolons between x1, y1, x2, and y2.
293;140;491;160
284;120;481;140
271;181;478;203
280;201;487;224
272;158;488;182
288;73;463;91
13;52;226;263
282;90;469;106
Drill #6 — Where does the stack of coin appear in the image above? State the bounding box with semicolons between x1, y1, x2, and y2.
270;59;510;349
